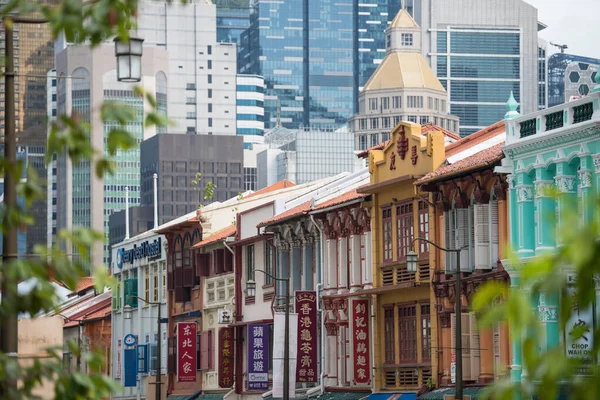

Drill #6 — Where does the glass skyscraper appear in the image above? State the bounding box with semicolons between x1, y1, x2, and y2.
547;53;600;108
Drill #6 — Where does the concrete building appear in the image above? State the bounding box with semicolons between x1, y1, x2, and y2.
350;9;460;150
140;133;244;226
108;206;155;252
137;0;237;135
256;126;364;190
412;0;543;136
54;44;169;268
547;52;600;108
47;69;58;248
0;11;55;253
111;230;168;400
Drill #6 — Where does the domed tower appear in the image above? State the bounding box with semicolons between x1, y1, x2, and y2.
350;9;460;150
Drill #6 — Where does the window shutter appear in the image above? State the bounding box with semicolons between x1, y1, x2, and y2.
196;253;209;277
174;267;183;288
444;211;455;272
183;265;194;288
469;312;480;381
474;204;490;269
112;282;120;310
216;249;225;274
130;279;138;307
493;324;501;378
209;329;215;370
137;344;148;373
461;313;472;381
455;209;470;271
489;201;499;266
200;332;209;370
174;286;185;303
224;249;233;272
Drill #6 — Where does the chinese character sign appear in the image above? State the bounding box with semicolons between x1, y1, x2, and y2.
351;299;371;386
219;327;235;388
247;324;269;390
177;322;197;382
295;291;317;382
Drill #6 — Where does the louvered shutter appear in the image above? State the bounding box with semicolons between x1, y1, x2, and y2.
200;332;209;370
215;249;225;274
470;312;480;381
489;201;499;266
112;282;120;310
493;324;501;378
224;250;233;272
209;329;215;370
196;253;209;277
167;257;175;290
444;210;455;272
455;208;470;271
461;313;472;381
183;266;194;288
474;204;490;269
130;279;138;306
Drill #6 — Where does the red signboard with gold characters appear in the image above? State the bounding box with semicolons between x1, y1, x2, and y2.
218;327;234;388
351;299;371;386
295;291;318;382
177;322;197;382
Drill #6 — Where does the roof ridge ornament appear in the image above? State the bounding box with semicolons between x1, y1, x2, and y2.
504;91;520;119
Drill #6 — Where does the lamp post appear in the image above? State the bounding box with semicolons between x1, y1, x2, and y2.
114;32;144;82
124;295;163;400
407;238;467;400
0;16;144;396
246;269;290;400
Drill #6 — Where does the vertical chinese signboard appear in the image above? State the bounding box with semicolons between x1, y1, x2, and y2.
351;299;371;386
296;291;317;382
219;327;235;388
177;322;197;382
247;324;269;390
565;286;594;375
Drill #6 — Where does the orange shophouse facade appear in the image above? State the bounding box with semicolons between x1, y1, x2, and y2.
415;122;512;394
358;122;451;395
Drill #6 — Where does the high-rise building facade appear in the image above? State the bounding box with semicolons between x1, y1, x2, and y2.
413;0;541;136
47;70;58;249
137;0;237;135
236;74;265;136
350;9;460;150
215;0;252;45
0;12;55;253
55;44;169;268
547;53;600;108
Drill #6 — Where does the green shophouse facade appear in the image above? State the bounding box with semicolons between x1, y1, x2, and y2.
500;87;600;396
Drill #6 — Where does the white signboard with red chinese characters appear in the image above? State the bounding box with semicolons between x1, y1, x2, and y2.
351;299;371;386
177;322;197;382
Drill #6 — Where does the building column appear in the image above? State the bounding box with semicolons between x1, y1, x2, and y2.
478;326;494;383
338;237;348;293
507;272;522;399
554;162;577;247
327;239;337;291
302;240;314;290
507;174;518;249
533;167;556;253
277;247;290;302
578;156;594;226
364;231;373;289
515;173;534;258
292;244;302;294
349;234;361;292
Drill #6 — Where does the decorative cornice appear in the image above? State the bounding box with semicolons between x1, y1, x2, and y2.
534;180;554;198
506;174;515;188
538;305;558;322
593;154;600;174
516;185;534;202
503;125;600;159
555;175;576;193
578;170;593;189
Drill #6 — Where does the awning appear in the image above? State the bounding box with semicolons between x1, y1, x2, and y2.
365;393;416;400
266;391;369;400
417;387;485;400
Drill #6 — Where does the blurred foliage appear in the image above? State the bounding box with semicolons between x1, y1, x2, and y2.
0;0;171;398
472;192;600;400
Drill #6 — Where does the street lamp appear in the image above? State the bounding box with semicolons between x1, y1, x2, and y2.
124;296;163;400
246;270;290;400
408;238;467;400
114;32;144;82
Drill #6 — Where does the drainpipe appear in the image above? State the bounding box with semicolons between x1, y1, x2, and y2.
125;186;130;240
309;215;325;394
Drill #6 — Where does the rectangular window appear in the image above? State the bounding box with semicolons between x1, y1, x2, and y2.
381;97;389;110
384;307;395;363
207;45;212;55
370;118;378;129
186;83;196;90
246;245;255;284
359;119;367;130
144;267;149;303
441;100;447;112
398;304;417;363
186;97;196;105
408;115;417;123
418;201;429;255
186;112;196;119
208;103;212;113
208;118;213;127
407;96;423;108
420;116;429;124
208;60;212;69
393;116;402;126
428;97;433;109
369;98;378;111
153;265;159;302
265;242;274;285
421;304;431;361
382;117;390;129
401;33;413;46
138;344;148;374
435;98;439;111
386;34;391;48
208;89;212;98
396;202;414;261
162;264;166;301
208;74;212;84
392;96;401;108
382;208;392;262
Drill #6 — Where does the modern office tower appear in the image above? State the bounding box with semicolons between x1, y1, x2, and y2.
256;126;364;189
139;133;244;226
236;74;265;136
47;70;58;249
547;53;600;108
350;9;460;150
238;0;355;130
215;0;252;45
55;44;169;268
412;0;541;136
0;14;55;254
137;0;237;135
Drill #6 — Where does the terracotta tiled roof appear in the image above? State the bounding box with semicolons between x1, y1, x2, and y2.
416;142;505;185
192;225;236;249
63;302;111;328
444;121;505;158
357;123;460;158
247;180;296;198
256;201;312;228
312;190;368;211
69;276;95;296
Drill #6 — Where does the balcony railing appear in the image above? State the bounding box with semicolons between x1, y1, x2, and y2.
505;92;600;146
382;365;432;389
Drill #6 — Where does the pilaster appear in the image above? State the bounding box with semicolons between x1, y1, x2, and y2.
555;160;577;247
515;172;534;257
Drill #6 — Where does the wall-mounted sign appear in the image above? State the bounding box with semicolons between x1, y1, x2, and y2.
247;324;269;390
124;334;137;347
566;286;594;375
218;327;234;388
351;299;371;386
177;322;197;382
218;309;232;325
295;291;317;383
117;237;162;269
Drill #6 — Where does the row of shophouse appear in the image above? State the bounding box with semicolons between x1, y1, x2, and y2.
104;90;600;400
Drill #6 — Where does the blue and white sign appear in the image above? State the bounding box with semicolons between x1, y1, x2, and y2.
117;237;162;269
124;334;137;347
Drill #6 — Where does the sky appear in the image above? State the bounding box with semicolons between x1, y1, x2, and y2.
525;0;600;60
